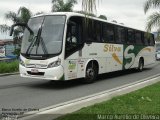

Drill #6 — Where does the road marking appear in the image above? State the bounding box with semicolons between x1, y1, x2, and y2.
21;73;160;120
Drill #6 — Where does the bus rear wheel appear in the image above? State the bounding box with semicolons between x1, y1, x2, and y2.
84;63;98;83
138;59;144;72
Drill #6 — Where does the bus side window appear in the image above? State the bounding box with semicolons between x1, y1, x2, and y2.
127;29;135;44
66;23;78;51
149;34;155;46
86;19;97;42
135;31;143;45
65;17;83;58
102;23;115;43
152;34;155;46
93;21;102;42
86;20;92;42
86;20;102;43
144;33;149;46
102;23;108;43
115;26;126;44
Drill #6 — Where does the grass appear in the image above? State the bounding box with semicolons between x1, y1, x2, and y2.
0;61;19;74
57;82;160;120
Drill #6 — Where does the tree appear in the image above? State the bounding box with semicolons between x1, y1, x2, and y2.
0;7;32;57
34;11;44;16
0;7;32;44
76;11;96;17
76;11;108;20
144;0;160;36
112;20;117;23
98;15;107;20
82;0;99;15
51;0;77;12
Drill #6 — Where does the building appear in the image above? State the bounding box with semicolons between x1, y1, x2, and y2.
0;39;13;45
0;39;17;58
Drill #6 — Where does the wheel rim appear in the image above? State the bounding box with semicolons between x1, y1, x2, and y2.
86;68;95;80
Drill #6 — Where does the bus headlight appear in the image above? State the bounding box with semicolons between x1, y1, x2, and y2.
19;58;25;67
48;58;61;68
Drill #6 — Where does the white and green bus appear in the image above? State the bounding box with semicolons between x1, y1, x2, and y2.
10;12;155;83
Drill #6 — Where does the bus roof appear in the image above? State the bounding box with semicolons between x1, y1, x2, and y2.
33;12;150;34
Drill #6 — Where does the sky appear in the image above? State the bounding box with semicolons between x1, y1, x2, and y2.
0;0;152;39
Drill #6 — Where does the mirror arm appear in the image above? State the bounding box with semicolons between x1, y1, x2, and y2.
10;23;33;36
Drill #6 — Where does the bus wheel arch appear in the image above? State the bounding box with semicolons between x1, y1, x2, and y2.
138;57;144;72
84;60;99;83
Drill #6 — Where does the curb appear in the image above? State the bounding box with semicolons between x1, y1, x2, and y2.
0;72;19;77
21;74;160;120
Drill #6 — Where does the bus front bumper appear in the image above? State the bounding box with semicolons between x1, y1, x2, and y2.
19;65;64;81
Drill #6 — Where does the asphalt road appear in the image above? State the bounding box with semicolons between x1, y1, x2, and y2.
0;62;159;113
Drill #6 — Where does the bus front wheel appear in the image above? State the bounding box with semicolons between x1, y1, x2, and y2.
84;63;98;83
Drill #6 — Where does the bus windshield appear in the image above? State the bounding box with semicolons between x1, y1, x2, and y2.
21;15;66;58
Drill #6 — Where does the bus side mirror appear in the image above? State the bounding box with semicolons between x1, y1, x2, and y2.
10;26;14;36
10;23;26;36
10;23;33;36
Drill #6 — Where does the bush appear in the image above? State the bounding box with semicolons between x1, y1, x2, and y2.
0;61;19;73
13;48;21;58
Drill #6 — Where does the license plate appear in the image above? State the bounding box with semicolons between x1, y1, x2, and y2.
31;69;39;73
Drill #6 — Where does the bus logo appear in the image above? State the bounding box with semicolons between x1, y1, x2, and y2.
124;45;135;69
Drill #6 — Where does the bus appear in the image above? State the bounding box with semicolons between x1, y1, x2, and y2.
10;12;155;83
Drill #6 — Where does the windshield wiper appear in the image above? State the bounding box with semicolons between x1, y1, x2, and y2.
39;37;48;55
26;28;41;55
26;27;48;56
35;28;48;55
35;28;42;54
26;35;37;55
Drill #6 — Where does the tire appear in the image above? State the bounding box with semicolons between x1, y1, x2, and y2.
138;59;144;72
84;63;98;83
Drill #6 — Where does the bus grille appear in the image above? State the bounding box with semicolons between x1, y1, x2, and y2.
27;71;45;76
26;64;48;69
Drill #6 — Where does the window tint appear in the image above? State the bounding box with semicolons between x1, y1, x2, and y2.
127;29;135;44
115;26;126;44
144;33;149;46
93;21;101;42
87;20;101;42
149;34;155;46
135;31;143;45
87;20;94;42
102;23;107;42
102;23;115;43
65;17;83;57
